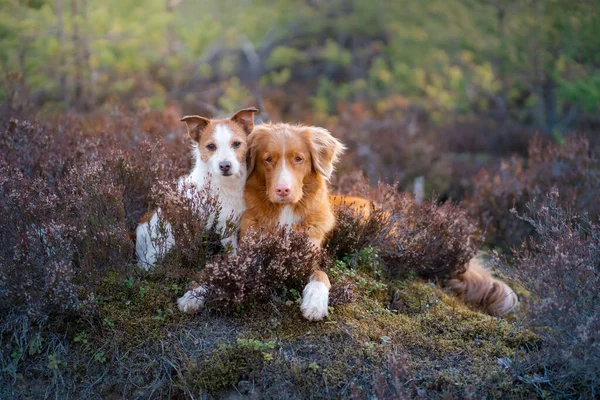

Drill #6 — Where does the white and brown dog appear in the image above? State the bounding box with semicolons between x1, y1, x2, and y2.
135;107;258;274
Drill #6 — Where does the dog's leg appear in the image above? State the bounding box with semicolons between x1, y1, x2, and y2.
136;209;175;271
177;282;209;313
300;270;331;321
135;220;155;270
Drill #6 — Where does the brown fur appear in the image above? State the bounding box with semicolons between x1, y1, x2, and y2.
329;195;372;217
241;123;344;321
241;123;345;246
447;258;518;316
310;270;331;288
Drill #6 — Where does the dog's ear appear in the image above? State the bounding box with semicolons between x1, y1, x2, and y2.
231;107;258;135
246;131;258;176
306;127;345;180
181;115;210;142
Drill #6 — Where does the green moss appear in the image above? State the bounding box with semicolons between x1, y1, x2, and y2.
95;272;191;346
175;275;539;398
25;269;539;398
181;339;272;393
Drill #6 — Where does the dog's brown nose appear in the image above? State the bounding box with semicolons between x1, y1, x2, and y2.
275;185;291;197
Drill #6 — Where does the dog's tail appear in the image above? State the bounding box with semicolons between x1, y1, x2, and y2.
447;258;518;316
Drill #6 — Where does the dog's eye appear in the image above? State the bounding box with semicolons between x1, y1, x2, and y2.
265;157;272;163
232;141;241;149
294;156;303;163
206;144;216;151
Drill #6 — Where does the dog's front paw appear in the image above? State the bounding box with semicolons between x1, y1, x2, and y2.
177;284;208;313
300;281;329;321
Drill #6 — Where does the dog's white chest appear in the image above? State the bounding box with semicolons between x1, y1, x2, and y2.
182;157;247;233
278;206;299;228
216;188;246;228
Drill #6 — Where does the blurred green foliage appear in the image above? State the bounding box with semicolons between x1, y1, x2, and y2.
0;0;598;130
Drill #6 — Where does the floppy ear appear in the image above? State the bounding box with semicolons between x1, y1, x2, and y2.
246;131;259;176
307;127;345;180
231;107;258;135
181;115;210;142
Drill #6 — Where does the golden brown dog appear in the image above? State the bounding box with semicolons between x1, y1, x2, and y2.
240;123;345;320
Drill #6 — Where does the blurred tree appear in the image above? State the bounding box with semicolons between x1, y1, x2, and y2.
0;0;597;130
71;0;82;104
56;0;67;105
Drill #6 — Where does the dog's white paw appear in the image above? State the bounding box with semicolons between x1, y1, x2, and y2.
300;281;329;321
177;285;208;313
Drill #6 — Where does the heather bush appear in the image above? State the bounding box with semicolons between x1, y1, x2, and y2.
149;179;224;273
495;191;600;397
326;185;483;281
326;200;392;263
0;163;79;318
201;228;323;308
110;142;171;231
56;161;133;272
327;274;359;307
0;112;184;321
332;111;538;201
0;159;134;319
381;192;482;280
468;135;600;247
1;118;82;179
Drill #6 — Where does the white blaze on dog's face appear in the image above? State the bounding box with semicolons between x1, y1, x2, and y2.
247;123;345;204
181;107;258;179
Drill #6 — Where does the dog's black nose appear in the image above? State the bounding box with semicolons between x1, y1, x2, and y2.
219;161;232;172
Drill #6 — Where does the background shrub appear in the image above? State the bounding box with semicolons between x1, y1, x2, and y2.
0;114;183;321
326;200;392;263
467;135;600;248
0;158;135;319
494;191;600;397
326;186;483;281
381;192;482;280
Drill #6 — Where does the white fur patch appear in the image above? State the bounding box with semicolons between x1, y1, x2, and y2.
300;281;329;321
274;130;294;197
210;124;242;177
136;210;175;271
278;206;299;228
177;285;209;313
278;157;293;188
